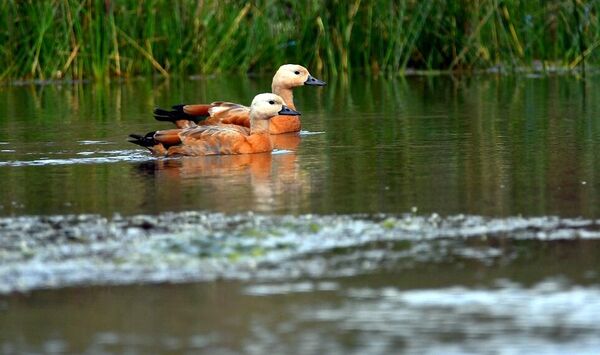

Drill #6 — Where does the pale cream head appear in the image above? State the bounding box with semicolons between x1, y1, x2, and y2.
272;64;312;89
250;93;288;120
270;64;325;110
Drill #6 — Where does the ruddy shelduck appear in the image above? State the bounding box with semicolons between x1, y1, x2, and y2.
129;93;300;156
153;64;325;134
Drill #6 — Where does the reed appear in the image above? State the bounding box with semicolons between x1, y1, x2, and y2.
2;0;599;81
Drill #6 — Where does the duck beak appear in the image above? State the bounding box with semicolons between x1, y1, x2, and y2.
278;105;301;116
304;74;327;86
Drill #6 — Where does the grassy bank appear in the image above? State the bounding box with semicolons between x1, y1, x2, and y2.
1;0;599;81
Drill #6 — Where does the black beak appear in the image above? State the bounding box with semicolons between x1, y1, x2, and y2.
278;105;301;116
304;74;327;86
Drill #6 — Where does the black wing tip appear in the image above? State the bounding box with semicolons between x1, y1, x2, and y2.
153;107;174;121
153;104;192;122
128;132;157;147
153;105;210;124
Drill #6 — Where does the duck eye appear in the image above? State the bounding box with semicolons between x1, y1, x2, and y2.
268;100;275;105
294;71;300;75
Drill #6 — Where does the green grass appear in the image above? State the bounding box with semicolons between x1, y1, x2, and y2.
2;0;600;81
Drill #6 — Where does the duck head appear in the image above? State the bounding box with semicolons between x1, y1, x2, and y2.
250;93;301;121
272;64;327;89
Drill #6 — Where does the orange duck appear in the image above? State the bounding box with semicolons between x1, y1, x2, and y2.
153;64;325;134
129;93;300;156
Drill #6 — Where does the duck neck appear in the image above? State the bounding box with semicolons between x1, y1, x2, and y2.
249;114;271;135
272;85;296;110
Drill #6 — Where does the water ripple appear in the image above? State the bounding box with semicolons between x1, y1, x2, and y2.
286;282;600;354
1;212;600;294
0;150;153;166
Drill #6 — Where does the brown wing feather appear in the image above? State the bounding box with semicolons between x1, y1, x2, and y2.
183;104;212;116
180;124;249;138
169;125;250;156
148;124;270;156
200;102;251;127
154;129;183;145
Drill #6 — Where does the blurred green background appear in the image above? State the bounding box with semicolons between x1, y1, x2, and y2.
1;0;598;81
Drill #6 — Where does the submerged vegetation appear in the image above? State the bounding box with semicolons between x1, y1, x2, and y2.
1;0;600;81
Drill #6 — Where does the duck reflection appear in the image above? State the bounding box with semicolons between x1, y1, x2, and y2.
134;134;310;213
270;132;301;151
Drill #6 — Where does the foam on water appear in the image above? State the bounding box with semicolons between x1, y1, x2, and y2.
235;280;600;354
0;149;153;166
271;149;293;155
1;212;600;294
0;147;296;166
269;282;600;354
77;140;111;145
299;130;325;136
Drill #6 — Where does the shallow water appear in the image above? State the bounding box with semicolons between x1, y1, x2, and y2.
2;75;600;217
1;75;600;353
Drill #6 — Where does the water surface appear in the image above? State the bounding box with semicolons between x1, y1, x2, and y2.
1;75;599;217
1;74;600;353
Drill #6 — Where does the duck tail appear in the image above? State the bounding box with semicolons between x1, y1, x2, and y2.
153;104;209;124
128;131;158;148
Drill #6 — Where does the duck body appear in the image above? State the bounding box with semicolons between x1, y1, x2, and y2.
153;64;325;134
156;102;301;135
130;93;300;157
155;125;270;156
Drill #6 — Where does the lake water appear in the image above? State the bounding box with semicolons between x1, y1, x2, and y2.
1;74;600;353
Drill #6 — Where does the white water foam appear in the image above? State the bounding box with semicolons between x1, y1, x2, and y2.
1;212;600;294
77;140;112;145
0;149;152;167
271;149;293;155
299;130;325;136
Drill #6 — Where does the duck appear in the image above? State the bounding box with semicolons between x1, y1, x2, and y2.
129;93;300;156
153;64;325;134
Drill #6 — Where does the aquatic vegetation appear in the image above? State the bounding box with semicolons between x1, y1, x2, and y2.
1;211;600;294
2;0;599;81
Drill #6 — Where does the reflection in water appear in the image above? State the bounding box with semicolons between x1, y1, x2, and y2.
269;132;301;151
3;257;600;354
1;75;600;217
2;75;600;354
133;133;309;213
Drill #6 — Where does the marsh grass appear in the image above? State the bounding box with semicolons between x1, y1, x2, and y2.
2;0;600;81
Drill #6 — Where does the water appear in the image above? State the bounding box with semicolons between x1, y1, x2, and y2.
1;75;600;353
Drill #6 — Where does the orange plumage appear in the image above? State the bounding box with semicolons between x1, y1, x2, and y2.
153;64;325;134
130;93;301;157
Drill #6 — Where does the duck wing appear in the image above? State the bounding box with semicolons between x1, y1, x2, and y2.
203;102;251;127
154;101;251;129
169;124;251;156
153;104;211;129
